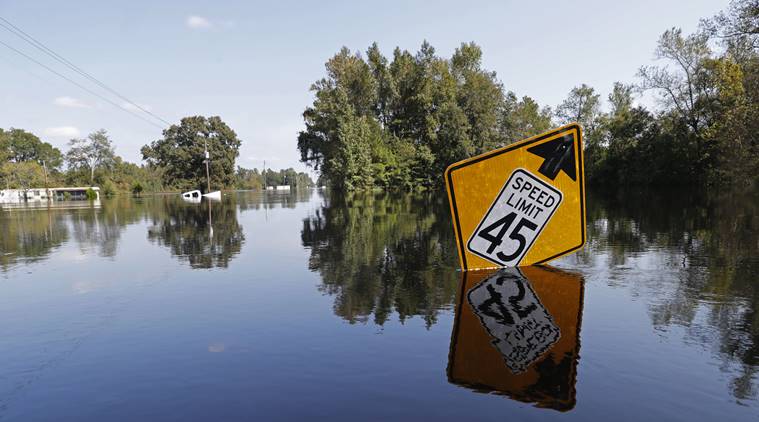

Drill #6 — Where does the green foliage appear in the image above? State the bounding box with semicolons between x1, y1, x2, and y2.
298;1;757;190
141;116;241;191
85;188;98;200
301;191;459;326
593;10;759;187
0;128;63;169
700;0;759;60
235;166;314;190
66;129;116;184
102;180;116;197
0;161;46;191
147;199;244;269
298;41;505;191
501;93;553;144
132;181;144;196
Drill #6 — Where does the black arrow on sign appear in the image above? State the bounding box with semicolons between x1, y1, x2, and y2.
526;133;577;181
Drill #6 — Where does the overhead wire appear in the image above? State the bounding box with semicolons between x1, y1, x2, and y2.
0;38;165;130
0;15;171;128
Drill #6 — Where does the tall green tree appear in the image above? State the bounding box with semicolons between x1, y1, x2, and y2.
451;42;503;154
701;0;759;60
637;28;712;137
555;84;605;179
0;161;46;194
638;25;758;184
298;41;503;190
0;128;62;169
501;92;553;144
141;116;241;191
65;129;116;185
555;84;602;132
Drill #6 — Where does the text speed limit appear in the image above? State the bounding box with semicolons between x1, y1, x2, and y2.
467;169;562;267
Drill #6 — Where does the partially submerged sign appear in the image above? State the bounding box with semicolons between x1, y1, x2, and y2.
445;124;586;270
447;266;584;411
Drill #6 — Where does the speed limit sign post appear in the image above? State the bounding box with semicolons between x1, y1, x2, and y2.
445;123;586;270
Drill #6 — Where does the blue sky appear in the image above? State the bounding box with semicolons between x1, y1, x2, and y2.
0;0;729;172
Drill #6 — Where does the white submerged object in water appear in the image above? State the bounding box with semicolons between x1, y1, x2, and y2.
182;190;201;199
202;190;222;200
182;190;202;203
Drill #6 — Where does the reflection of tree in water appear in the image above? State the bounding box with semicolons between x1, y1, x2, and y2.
237;188;313;211
581;188;759;401
0;198;147;270
0;209;68;271
301;192;459;326
147;198;244;269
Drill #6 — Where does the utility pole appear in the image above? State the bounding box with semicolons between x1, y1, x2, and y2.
204;138;211;194
42;160;50;202
263;160;266;190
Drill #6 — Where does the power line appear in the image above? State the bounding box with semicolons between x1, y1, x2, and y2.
0;16;171;126
0;38;165;130
0;15;172;127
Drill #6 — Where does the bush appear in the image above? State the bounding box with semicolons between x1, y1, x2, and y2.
85;188;98;200
102;180;116;197
132;181;144;196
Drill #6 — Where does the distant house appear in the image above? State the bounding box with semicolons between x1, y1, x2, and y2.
0;187;100;203
0;189;49;202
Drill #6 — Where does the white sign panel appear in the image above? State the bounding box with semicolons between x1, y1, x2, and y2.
467;169;562;267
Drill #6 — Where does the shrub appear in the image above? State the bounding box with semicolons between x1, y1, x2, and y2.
132;181;144;196
102;180;116;197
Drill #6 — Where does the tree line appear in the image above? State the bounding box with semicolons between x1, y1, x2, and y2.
298;0;759;190
1;115;313;197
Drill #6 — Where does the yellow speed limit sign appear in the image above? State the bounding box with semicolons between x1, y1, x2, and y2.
445;123;586;270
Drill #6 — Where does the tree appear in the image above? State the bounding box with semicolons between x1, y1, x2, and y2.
141;116;241;191
637;28;712;137
501;93;553;144
555;84;602;132
236;166;264;190
0;128;63;169
131;181;144;197
298;41;503;190
555;83;605;179
66;129;116;184
0;161;46;196
608;82;635;116
329;111;375;190
701;0;759;59
637;25;758;184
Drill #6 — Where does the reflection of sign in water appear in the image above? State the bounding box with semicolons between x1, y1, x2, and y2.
448;266;584;412
467;269;560;373
445;124;586;270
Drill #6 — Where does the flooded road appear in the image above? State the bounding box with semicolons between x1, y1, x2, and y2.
0;188;757;421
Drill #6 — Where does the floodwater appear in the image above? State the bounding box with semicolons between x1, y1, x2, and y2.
0;188;757;421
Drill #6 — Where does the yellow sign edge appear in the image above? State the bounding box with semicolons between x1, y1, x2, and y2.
444;123;586;271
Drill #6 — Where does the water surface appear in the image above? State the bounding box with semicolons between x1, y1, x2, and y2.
0;188;757;421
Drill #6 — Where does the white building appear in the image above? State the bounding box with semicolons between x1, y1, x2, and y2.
0;187;100;203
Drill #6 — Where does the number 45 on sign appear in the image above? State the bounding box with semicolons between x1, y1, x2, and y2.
445;124;586;270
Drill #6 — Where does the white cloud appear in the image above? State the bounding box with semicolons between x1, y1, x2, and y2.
53;96;90;108
186;15;212;29
43;126;81;138
121;102;152;112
